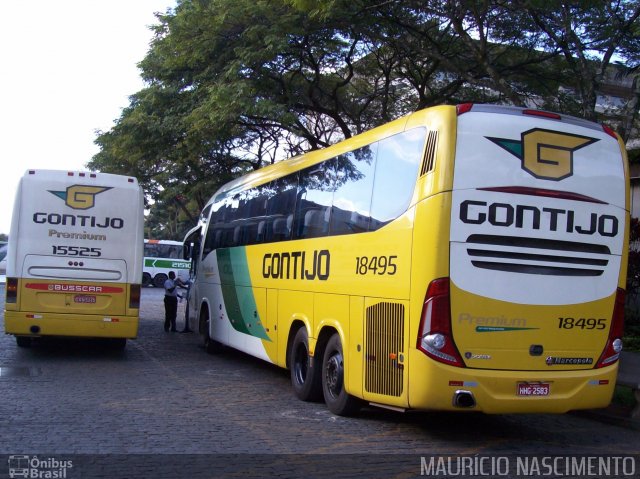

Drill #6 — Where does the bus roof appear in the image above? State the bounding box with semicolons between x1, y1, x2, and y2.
23;169;139;186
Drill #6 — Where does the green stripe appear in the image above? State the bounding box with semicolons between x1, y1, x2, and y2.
217;248;270;341
476;326;539;332
144;258;190;269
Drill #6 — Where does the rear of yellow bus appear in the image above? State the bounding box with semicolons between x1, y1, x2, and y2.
4;170;144;348
411;104;628;413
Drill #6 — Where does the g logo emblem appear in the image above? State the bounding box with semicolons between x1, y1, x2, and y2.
49;185;112;210
488;128;598;181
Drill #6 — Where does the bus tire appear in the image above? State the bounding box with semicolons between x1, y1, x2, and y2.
290;327;322;402
16;336;31;348
321;333;361;416
142;273;152;287
201;308;222;354
153;273;168;288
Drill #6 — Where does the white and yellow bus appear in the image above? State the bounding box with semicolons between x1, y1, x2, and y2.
183;104;629;415
4;169;145;349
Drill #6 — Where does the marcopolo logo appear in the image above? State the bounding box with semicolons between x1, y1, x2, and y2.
48;185;112;210
487;128;599;181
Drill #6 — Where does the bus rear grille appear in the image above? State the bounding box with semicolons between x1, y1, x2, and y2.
420;130;438;176
465;234;610;276
365;302;405;397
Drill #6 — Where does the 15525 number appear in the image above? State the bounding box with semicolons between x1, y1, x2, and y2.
52;246;102;257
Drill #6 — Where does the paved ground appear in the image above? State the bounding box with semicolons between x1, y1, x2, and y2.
0;287;639;478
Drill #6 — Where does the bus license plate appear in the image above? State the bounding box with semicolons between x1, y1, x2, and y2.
517;383;550;397
74;295;96;304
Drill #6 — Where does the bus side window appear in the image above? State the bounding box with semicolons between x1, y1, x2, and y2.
144;243;157;257
202;201;224;258
329;145;377;236
264;175;298;243
369;128;425;229
294;162;333;239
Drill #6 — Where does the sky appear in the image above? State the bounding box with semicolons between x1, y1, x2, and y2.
0;1;176;235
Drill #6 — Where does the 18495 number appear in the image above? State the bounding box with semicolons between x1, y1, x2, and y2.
355;255;397;275
558;317;606;330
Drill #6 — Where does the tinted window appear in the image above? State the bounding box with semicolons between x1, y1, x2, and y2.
199;127;425;252
329;145;377;236
294;161;335;239
199;204;212;226
245;183;270;243
263;175;298;242
370;128;425;228
202;199;227;258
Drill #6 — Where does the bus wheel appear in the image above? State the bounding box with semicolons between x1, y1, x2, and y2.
321;333;361;416
290;327;322;401
153;273;168;288
201;309;222;355
16;336;31;348
142;273;152;287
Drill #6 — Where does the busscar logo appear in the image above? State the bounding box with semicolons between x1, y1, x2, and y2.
48;185;112;210
487;129;599;181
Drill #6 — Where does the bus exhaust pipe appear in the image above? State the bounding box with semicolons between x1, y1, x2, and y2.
453;390;476;408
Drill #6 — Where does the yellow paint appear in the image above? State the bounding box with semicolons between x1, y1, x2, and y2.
5;279;138;339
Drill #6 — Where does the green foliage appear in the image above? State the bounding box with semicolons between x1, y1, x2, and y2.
89;0;640;236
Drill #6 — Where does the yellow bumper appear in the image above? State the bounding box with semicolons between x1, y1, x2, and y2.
408;352;618;413
4;310;139;339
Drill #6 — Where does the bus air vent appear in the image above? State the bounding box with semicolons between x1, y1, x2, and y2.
365;302;405;397
419;130;438;176
465;235;610;276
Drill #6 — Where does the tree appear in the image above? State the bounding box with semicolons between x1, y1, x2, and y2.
515;0;640;127
90;0;640;236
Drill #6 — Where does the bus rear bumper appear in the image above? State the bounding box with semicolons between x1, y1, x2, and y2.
4;311;139;339
408;361;618;414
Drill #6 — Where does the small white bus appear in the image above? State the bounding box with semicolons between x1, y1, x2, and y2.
4;169;144;348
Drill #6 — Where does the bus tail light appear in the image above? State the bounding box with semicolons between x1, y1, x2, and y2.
6;277;18;303
417;278;465;367
602;124;618;139
456;103;473;115
595;288;625;368
129;284;141;309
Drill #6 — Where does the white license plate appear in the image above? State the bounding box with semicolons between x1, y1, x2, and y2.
517;382;550;396
74;295;96;304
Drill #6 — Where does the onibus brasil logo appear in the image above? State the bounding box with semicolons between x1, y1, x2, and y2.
48;185;112;210
8;455;73;478
487;128;599;181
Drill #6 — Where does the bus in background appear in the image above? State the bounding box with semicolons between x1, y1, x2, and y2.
143;239;191;287
183;104;629;415
4;169;144;349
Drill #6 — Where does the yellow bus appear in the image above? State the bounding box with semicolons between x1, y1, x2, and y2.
183;104;629;415
4;169;145;349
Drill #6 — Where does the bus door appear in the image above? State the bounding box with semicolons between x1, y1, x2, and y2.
183;226;202;331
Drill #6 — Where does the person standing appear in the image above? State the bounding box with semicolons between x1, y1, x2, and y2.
163;271;184;332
